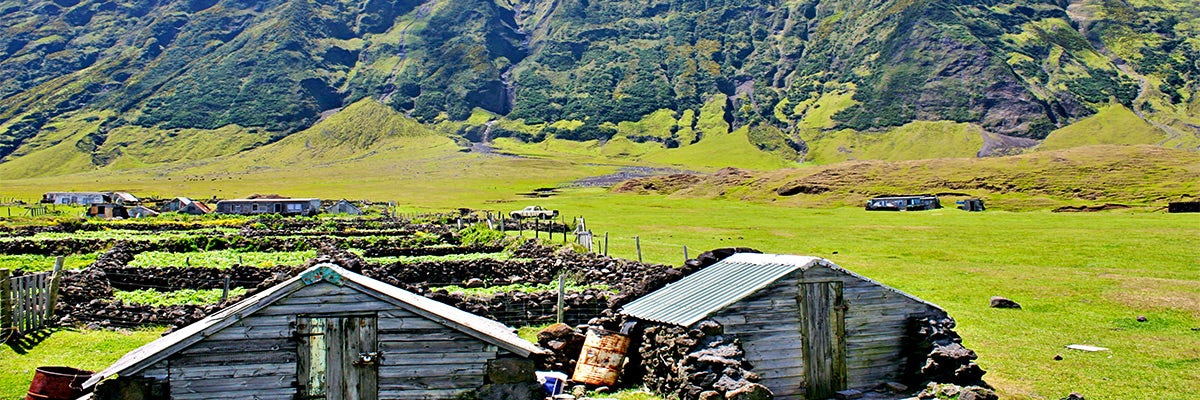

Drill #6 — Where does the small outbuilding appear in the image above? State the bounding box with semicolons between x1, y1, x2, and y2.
86;203;129;219
215;198;322;216
866;195;942;211
621;253;948;400
109;192;140;205
161;197;212;215
325;199;364;215
128;206;160;218
83;264;546;400
1168;201;1199;213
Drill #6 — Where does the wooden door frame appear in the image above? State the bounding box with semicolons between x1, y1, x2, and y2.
296;314;379;400
798;281;847;399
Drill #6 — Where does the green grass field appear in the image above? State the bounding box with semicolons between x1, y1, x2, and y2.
2;192;1195;399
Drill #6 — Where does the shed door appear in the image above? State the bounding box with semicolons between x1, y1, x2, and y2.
298;316;379;400
798;281;846;399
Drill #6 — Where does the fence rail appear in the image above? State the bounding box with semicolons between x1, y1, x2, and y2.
1;257;63;341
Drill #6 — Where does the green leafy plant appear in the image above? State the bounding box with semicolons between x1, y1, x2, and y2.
113;288;248;307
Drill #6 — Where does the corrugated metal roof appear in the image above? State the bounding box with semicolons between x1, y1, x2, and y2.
620;253;824;327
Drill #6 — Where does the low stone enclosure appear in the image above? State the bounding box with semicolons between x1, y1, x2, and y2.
4;217;988;399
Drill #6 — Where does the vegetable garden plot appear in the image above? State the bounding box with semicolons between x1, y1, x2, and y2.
0;253;99;272
113;288;249;307
128;250;317;269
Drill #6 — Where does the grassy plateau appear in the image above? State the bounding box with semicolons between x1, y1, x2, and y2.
1;191;1196;399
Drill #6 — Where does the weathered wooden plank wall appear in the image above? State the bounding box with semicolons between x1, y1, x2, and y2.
711;266;942;400
148;282;505;400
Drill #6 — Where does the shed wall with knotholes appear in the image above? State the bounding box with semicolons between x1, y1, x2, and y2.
83;264;545;400
621;253;946;400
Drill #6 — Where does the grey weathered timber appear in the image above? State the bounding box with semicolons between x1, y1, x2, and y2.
86;264;545;400
45;257;63;321
624;253;946;400
798;281;846;399
4;271;53;335
0;269;10;337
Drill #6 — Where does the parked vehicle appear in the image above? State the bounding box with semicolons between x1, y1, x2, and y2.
510;206;559;219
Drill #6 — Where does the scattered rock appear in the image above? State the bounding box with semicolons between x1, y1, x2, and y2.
571;385;587;398
1054;354;1063;361
536;323;586;373
909;317;988;387
834;388;863;399
1136;316;1148;322
919;384;995;400
989;296;1021;309
593;386;610;394
1060;393;1086;400
884;381;908;393
958;386;999;400
699;391;722;400
725;383;773;400
464;278;485;288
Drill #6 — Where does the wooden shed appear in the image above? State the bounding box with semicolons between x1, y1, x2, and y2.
621;253;946;400
325;200;364;215
865;195;942;211
161;197;212;215
82;264;546;400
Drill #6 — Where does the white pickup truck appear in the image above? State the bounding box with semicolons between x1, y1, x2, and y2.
509;206;559;219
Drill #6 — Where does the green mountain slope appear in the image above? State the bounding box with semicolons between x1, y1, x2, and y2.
0;0;1197;178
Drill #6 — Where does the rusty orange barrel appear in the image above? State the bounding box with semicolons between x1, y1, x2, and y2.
26;367;93;400
571;328;630;386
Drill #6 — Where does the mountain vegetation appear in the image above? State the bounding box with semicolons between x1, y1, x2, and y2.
0;0;1198;178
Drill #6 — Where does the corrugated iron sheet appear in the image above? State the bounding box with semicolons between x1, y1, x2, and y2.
620;253;822;327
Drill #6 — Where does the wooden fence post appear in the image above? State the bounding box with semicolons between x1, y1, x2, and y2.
0;269;10;336
556;274;565;324
45;257;64;322
683;245;689;262
221;275;231;303
635;236;643;262
603;232;609;256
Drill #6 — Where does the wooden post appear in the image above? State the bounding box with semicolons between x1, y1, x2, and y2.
534;219;539;239
635;236;643;262
500;215;505;233
221;275;231;303
45;257;63;321
0;269;10;336
556;274;566;324
603;232;609;256
683;245;689;262
561;215;567;244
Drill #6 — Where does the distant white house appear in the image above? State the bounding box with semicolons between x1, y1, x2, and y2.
42;192;108;205
42;191;140;205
